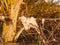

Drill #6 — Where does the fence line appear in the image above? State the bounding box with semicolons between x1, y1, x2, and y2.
0;16;60;20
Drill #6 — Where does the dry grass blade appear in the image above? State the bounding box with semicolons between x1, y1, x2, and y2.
14;27;24;41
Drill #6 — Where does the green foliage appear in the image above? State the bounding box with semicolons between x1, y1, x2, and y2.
34;39;39;45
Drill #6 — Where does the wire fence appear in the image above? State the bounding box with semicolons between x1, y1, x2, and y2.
37;18;60;45
0;17;60;45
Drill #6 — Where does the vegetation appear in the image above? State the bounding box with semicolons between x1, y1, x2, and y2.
0;0;60;45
